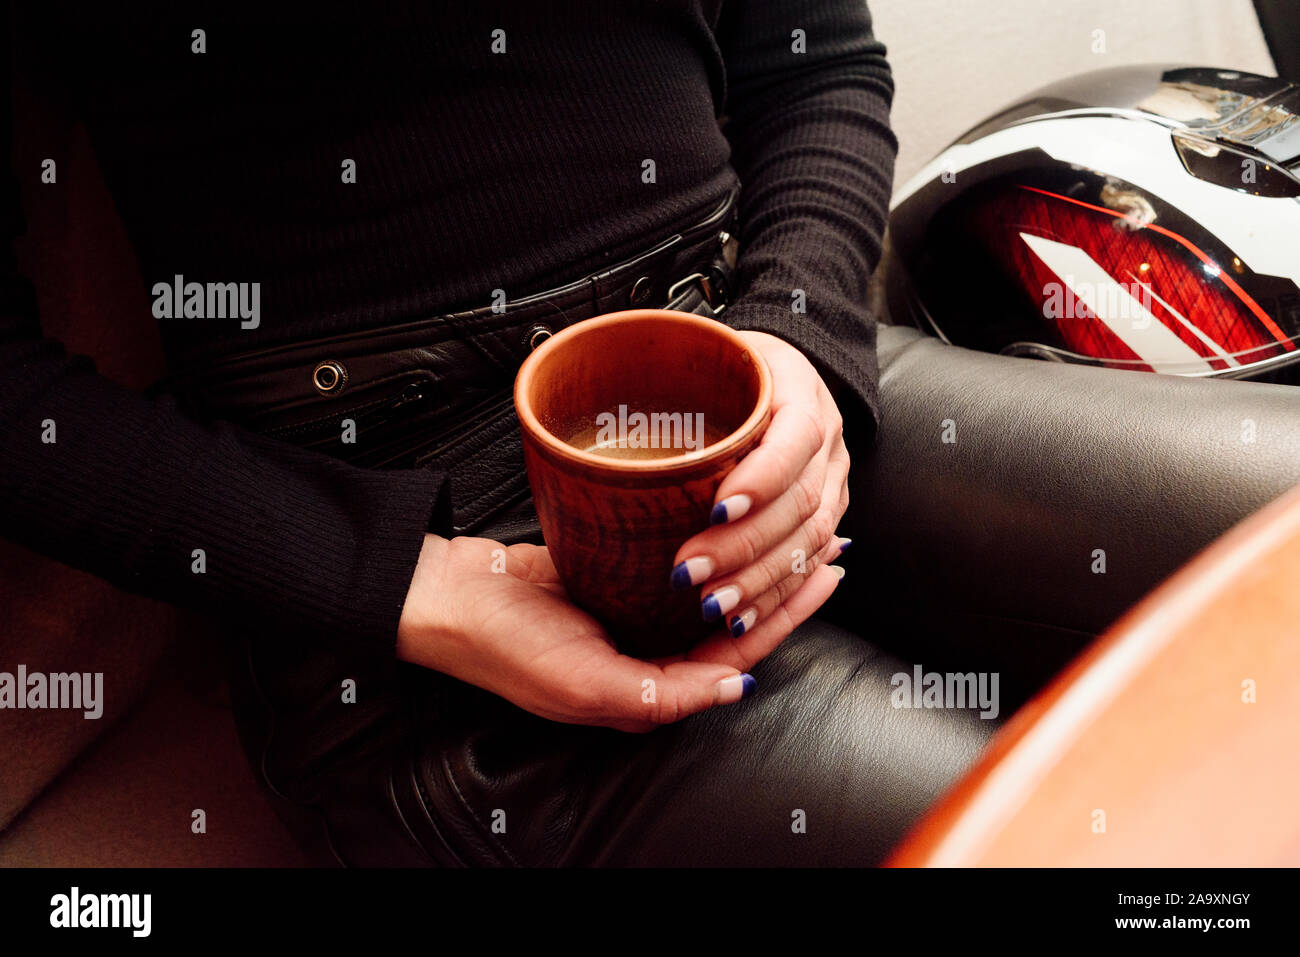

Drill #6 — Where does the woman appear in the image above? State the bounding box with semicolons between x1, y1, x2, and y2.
2;2;993;864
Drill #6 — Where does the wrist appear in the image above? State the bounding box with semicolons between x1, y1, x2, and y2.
395;533;455;666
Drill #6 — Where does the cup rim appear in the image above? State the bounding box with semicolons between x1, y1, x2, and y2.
514;309;774;474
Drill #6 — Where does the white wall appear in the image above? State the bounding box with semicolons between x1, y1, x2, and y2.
871;0;1277;189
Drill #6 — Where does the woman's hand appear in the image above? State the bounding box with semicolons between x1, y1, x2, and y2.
396;333;848;730
397;535;755;733
671;330;850;671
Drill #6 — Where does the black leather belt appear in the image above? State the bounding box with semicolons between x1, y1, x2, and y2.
162;186;741;534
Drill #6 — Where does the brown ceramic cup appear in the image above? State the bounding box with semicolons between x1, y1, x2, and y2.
513;309;773;658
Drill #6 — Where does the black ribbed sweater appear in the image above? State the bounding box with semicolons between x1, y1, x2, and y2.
1;2;897;654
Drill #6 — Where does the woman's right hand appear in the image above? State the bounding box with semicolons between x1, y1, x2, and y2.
396;535;756;733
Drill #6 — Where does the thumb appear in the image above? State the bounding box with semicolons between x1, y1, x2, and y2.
593;656;757;727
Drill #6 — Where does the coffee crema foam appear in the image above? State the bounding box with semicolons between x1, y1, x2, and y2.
566;405;726;460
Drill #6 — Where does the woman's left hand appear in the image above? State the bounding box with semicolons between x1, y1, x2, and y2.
670;330;851;671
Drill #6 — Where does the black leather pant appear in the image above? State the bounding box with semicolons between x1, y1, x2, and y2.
223;414;998;867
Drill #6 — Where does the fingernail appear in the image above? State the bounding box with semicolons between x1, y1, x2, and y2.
729;607;757;638
670;556;715;590
715;672;757;705
710;494;752;525
701;585;742;621
838;537;852;553
830;565;846;579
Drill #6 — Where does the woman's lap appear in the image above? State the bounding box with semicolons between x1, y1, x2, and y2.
393;617;994;865
227;601;997;866
225;412;998;865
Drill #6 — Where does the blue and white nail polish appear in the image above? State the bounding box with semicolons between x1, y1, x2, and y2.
715;672;758;705
729;607;757;638
709;493;752;525
702;584;742;622
669;556;716;590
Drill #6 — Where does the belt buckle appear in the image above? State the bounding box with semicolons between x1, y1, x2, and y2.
666;271;711;305
665;230;737;311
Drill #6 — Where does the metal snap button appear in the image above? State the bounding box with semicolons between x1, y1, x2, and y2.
312;360;347;395
719;229;739;269
629;275;654;305
527;324;553;350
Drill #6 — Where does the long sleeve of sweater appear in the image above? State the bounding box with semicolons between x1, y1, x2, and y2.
716;0;898;431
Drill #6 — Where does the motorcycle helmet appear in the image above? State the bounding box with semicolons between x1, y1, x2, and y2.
885;66;1300;381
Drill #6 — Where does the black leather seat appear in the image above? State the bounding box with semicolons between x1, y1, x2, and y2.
832;325;1300;706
